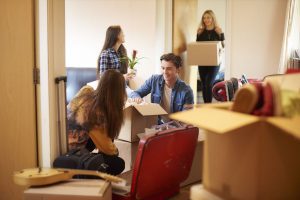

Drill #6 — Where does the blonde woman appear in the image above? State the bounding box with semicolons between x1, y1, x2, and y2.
197;10;225;103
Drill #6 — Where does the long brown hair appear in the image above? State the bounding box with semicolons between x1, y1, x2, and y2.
81;70;127;139
97;25;128;75
197;10;219;33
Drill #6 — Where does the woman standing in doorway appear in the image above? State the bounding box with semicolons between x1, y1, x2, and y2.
97;25;132;81
197;10;225;103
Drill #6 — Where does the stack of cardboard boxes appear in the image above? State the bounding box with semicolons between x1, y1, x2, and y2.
171;73;300;199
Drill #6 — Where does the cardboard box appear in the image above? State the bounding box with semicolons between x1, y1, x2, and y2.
170;104;300;199
181;129;204;187
115;139;139;172
173;73;300;199
24;179;111;200
171;72;300;199
187;41;223;66
118;103;167;142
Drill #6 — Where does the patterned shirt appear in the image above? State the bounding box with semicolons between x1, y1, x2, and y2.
98;48;121;74
67;85;118;155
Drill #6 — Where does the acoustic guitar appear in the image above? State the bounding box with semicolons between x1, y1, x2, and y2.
14;168;125;187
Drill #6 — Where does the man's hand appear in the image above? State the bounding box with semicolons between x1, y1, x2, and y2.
183;104;194;110
128;98;144;104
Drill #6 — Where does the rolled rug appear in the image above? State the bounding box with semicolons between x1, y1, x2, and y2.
231;83;259;114
251;80;283;116
252;82;274;116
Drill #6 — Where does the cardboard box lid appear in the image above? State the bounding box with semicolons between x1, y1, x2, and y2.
170;107;300;138
267;116;300;139
124;103;167;116
170;107;258;134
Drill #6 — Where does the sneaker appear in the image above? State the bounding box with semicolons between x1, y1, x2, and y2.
230;77;239;94
225;80;234;101
212;81;227;102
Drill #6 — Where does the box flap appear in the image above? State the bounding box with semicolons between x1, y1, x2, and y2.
133;103;167;116
170;107;258;134
265;73;300;92
267;116;300;139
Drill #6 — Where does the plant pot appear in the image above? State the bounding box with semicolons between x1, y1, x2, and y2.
128;68;137;77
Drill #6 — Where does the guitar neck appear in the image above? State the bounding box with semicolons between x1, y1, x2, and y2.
58;168;125;183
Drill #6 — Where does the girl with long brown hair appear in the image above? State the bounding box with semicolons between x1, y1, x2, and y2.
67;69;127;175
97;25;132;81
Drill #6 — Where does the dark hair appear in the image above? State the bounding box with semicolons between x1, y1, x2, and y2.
160;53;182;68
97;25;128;75
81;70;127;139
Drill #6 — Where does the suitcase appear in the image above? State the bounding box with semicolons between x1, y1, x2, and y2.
112;126;199;200
55;76;68;155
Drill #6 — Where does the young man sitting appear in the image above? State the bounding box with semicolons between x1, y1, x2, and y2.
129;53;194;123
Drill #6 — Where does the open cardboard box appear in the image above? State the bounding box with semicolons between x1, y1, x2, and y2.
115;139;139;172
181;129;205;187
187;41;223;66
118;103;167;142
24;179;111;200
170;73;300;199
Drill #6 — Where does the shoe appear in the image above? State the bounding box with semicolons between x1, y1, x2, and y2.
231;84;259;114
230;77;239;94
212;81;227;102
225;80;234;101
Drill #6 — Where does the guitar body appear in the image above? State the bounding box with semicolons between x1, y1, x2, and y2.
14;168;124;187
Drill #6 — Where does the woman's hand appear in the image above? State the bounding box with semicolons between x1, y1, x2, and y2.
215;26;223;35
123;73;134;81
197;27;204;34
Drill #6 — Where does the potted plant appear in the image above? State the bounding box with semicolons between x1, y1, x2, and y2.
121;50;143;76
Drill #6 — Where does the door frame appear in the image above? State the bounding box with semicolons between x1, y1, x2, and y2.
36;0;66;167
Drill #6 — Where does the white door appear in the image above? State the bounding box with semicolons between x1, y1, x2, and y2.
0;0;37;199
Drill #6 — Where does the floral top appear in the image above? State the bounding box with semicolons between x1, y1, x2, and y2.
98;48;121;74
67;85;118;155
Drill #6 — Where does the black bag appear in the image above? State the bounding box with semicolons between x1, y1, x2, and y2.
53;148;109;177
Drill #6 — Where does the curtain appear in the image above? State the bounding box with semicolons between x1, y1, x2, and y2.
279;0;300;73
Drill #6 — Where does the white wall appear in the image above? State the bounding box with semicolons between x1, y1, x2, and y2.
66;0;288;83
65;0;171;88
197;0;227;72
228;0;287;79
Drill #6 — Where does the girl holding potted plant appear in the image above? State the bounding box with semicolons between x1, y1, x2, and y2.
97;25;133;81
